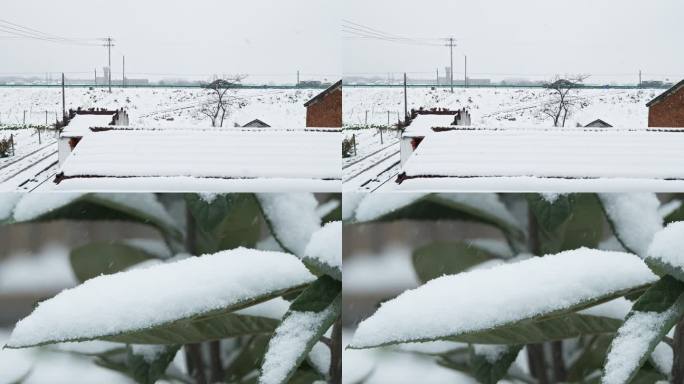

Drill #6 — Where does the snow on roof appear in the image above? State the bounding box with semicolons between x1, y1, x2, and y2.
399;127;684;190
57;129;341;187
61;114;116;138
402;114;458;137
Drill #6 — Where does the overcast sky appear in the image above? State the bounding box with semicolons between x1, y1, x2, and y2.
0;0;341;83
343;0;683;84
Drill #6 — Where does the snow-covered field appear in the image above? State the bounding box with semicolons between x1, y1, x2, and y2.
0;87;326;191
0;87;317;128
342;87;663;191
344;87;659;128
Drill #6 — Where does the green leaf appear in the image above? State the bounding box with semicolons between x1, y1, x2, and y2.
447;312;624;345
603;275;684;384
664;199;684;224
6;194;182;241
566;335;613;382
259;276;341;384
527;194;604;255
126;345;181;384
412;241;498;283
470;345;523;384
255;193;321;257
185;194;261;254
69;242;158;283
353;194;525;249
321;200;342;224
224;336;271;382
102;312;281;345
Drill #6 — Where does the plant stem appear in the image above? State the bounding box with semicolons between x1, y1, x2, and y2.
673;318;684;383
186;343;207;384
329;317;342;384
527;344;549;384
209;340;224;383
551;340;567;382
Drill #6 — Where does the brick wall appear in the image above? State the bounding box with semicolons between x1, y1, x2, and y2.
306;87;342;128
649;86;684;127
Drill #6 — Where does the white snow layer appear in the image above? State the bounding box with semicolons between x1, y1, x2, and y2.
350;248;657;348
402;128;684;180
304;221;342;269
648;221;684;271
7;248;315;347
436;193;522;230
259;303;336;384
599;193;663;257
603;310;673;384
60;129;341;180
651;342;673;376
0;193;21;220
257;193;321;257
61;113;116;137
473;344;510;363
341;193;365;220
578;298;633;320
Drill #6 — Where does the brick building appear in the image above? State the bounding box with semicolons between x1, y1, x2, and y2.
304;80;342;128
647;79;684;127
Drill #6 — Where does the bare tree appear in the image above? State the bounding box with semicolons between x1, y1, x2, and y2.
199;75;247;127
540;75;589;127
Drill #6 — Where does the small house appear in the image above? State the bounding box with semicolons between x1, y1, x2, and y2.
400;108;471;166
304;80;342;128
58;108;128;166
584;119;612;128
242;119;271;128
647;79;684;127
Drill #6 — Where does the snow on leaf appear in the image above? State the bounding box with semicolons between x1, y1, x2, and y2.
354;193;427;222
12;192;83;221
350;248;657;349
0;193;21;221
599;193;663;257
647;221;684;281
303;221;342;280
6;248;315;348
256;193;321;257
435;193;522;231
259;276;340;384
603;276;684;384
650;342;673;376
341;192;364;221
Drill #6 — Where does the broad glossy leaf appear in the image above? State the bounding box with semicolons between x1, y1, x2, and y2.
566;335;613;382
127;345;181;384
225;335;271;382
102;312;281;345
447;312;624;345
7;194;182;240
603;276;684;384
259;276;341;384
412;241;498;283
256;193;321;257
70;242;158;283
353;194;525;248
470;345;522;384
598;193;663;257
527;194;604;255
302;221;342;281
185;193;261;254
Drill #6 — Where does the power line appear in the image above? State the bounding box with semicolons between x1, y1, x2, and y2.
342;20;444;47
0;19;100;47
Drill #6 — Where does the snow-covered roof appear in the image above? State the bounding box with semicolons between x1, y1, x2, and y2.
403;114;458;137
61;114;116;138
399;127;684;191
57;128;340;191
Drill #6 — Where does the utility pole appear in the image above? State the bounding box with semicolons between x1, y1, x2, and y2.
61;73;66;121
94;68;97;85
445;37;456;93
464;55;468;88
403;72;408;122
297;70;300;86
639;70;642;87
123;55;126;88
436;68;439;86
102;37;115;93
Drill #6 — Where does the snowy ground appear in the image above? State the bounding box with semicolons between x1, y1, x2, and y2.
0;87;321;191
343;87;661;191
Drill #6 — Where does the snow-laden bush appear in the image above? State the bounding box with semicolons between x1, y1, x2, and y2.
344;193;684;384
1;193;341;384
0;135;13;157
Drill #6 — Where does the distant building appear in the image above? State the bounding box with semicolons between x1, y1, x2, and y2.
242;119;271;128
584;119;612;128
647;79;684;127
304;80;342;128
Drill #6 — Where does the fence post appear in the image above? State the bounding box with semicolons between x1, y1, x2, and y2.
10;134;14;156
352;134;357;156
23;110;26;126
45;110;48;125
